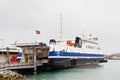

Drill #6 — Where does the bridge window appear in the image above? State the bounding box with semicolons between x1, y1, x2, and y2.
49;39;56;44
86;45;94;49
97;48;101;50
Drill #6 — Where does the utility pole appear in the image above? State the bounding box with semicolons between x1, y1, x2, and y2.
0;39;4;56
6;47;10;63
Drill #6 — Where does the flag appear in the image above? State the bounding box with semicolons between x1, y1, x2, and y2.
36;30;40;34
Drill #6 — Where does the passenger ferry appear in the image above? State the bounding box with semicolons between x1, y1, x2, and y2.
14;35;106;70
48;36;105;68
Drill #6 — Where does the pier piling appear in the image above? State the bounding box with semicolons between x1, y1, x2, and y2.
34;45;37;74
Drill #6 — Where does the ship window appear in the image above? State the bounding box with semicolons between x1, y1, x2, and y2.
97;48;101;50
75;37;82;48
86;45;94;49
49;39;56;44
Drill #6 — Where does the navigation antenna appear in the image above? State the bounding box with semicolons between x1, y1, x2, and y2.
60;13;63;40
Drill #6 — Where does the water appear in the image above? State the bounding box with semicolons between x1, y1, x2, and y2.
25;60;120;80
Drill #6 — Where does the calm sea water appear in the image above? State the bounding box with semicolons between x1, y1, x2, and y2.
25;60;120;80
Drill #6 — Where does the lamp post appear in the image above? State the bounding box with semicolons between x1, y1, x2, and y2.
6;47;10;63
0;39;3;56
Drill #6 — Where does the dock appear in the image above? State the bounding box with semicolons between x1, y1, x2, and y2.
0;42;50;74
0;61;44;70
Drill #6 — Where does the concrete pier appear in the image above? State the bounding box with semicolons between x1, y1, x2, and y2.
0;62;33;69
0;42;50;74
0;60;46;70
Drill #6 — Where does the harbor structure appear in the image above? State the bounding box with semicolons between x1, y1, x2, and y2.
15;42;50;73
0;42;50;74
0;37;107;73
0;48;19;63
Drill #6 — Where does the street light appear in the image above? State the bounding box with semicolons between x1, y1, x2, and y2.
6;47;10;63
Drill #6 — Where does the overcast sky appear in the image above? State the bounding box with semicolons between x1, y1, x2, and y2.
0;0;120;54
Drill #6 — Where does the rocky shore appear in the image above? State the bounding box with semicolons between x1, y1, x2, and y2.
0;69;24;80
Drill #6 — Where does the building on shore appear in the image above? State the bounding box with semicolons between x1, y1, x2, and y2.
0;48;19;63
16;42;50;63
0;43;50;74
104;53;120;60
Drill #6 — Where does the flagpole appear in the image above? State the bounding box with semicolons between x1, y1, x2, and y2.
35;29;40;43
35;29;37;43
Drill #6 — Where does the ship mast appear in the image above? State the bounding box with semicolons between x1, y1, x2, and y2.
60;13;63;40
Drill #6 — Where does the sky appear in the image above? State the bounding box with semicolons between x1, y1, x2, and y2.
0;0;120;54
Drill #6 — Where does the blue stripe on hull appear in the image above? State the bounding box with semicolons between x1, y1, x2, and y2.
49;51;104;58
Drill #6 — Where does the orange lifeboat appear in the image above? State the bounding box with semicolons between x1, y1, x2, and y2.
66;40;74;46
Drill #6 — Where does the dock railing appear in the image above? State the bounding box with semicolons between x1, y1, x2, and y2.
0;59;48;69
0;62;33;68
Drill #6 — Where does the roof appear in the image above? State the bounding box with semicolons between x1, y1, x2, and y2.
14;42;48;48
15;42;40;47
0;48;19;53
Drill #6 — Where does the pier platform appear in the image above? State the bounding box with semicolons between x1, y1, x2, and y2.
0;59;48;70
0;63;38;70
0;42;50;74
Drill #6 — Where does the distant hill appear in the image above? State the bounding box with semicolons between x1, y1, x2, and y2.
110;53;120;57
104;53;120;60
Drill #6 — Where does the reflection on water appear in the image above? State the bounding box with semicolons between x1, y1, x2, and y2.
25;60;120;80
